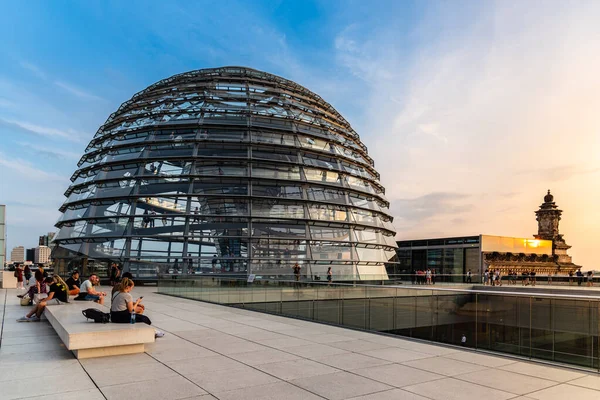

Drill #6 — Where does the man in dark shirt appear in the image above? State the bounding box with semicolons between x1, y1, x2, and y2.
66;270;82;296
17;277;68;322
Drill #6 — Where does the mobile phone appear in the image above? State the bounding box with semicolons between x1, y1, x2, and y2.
139;296;144;299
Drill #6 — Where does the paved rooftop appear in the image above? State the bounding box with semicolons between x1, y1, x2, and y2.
1;286;600;400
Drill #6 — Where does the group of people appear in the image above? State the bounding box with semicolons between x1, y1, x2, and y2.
481;269;596;287
13;263;42;289
411;269;437;285
483;269;507;286
16;268;163;336
569;269;595;287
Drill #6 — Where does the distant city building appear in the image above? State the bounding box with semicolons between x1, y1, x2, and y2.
396;191;581;281
35;245;51;264
39;232;56;248
0;205;5;267
11;246;25;263
26;248;36;262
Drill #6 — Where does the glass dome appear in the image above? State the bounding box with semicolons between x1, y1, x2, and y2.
52;66;397;280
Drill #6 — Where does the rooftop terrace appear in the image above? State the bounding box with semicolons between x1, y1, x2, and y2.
1;286;600;400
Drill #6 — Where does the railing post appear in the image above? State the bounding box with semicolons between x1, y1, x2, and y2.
475;293;478;350
529;296;532;360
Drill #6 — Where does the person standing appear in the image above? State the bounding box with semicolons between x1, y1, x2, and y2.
211;255;218;273
484;270;489;286
327;267;332;286
149;210;156;227
461;334;467;346
23;265;32;286
576;269;584;286
568;271;574;286
466;270;472;284
109;263;121;286
292;262;301;282
587;271;594;287
15;264;24;289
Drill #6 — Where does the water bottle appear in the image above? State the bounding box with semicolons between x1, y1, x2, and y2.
130;312;136;324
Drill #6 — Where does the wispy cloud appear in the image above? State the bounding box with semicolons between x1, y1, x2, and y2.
392;192;472;224
333;2;600;270
0;117;84;142
16;141;81;161
0;152;66;181
519;165;600;182
54;80;104;101
20;61;47;80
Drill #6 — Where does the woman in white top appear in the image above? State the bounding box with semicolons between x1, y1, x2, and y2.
110;278;151;325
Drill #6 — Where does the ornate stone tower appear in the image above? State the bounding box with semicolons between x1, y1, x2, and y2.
534;190;573;264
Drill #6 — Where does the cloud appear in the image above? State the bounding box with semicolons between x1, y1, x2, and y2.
392;192;472;225
20;61;47;80
54;81;104;101
15;141;81;161
0;151;66;182
519;165;600;182
0;117;84;142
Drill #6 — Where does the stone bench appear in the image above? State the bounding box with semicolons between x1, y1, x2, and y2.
45;301;155;359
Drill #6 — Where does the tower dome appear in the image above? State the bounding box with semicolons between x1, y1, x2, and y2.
544;190;554;203
51;66;397;280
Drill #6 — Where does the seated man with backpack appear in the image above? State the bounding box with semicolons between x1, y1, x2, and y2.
74;274;106;305
17;276;69;322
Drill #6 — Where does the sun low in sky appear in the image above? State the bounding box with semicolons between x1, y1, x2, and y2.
0;1;598;269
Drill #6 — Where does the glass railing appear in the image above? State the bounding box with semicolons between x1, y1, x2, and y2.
157;276;600;371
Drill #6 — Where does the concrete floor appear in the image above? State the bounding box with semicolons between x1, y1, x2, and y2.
1;287;600;400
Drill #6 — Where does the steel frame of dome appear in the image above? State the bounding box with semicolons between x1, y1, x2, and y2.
52;66;398;280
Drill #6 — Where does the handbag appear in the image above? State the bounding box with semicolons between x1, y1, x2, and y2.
20;294;31;306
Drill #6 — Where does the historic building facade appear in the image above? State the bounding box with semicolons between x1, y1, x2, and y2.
483;190;580;275
396;190;581;281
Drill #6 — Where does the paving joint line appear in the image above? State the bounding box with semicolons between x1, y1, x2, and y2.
0;289;8;347
156;328;331;400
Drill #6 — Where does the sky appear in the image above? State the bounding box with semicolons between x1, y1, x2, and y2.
0;1;599;269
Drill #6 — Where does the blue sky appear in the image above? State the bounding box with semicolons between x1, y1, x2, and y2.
1;1;600;268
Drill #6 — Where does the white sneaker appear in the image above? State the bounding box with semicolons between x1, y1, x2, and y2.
155;330;165;338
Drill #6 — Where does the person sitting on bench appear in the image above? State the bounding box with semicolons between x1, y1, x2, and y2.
110;278;150;324
17;276;69;322
65;270;81;296
74;274;106;305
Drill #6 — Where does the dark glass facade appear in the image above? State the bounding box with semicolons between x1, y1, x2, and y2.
52;67;397;279
395;236;481;282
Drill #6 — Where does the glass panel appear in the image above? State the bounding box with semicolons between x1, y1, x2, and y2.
252;183;303;199
308;204;348;222
252;223;306;238
252;200;305;219
310;241;355;262
306;187;346;204
304;167;342;185
252;164;301;180
309;226;351;241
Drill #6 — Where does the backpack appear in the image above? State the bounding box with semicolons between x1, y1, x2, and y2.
82;308;110;323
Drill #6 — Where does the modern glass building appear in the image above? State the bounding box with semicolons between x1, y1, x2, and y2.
52;67;397;280
395;235;554;282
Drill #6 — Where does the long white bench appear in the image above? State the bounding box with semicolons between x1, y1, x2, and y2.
45;301;155;359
